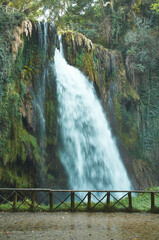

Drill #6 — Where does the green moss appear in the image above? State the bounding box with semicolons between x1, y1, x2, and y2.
83;53;95;80
122;126;138;151
2;168;33;188
2;121;42;165
67;46;71;56
46;101;55;132
47;173;55;182
113;90;140;156
0;168;2;182
76;50;85;67
0;70;42;166
114;95;122;123
0;21;45;188
21;144;27;162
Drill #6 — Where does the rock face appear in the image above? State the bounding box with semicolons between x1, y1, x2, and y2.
62;31;153;188
0;20;68;189
12;20;32;60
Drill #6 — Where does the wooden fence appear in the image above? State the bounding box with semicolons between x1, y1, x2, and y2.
0;188;159;212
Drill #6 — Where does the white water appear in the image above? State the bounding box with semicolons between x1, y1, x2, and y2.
54;39;131;191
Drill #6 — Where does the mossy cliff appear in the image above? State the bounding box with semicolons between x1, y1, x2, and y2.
0;15;67;188
62;31;154;188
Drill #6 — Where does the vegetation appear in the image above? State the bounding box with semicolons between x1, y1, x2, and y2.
0;0;159;188
0;7;24;99
0;4;68;189
0;8;44;188
1;0;159;50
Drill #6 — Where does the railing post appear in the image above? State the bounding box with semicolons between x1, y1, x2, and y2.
31;191;35;211
49;191;53;211
151;192;155;211
13;191;17;211
106;191;110;210
71;191;75;211
128;192;132;211
87;191;91;210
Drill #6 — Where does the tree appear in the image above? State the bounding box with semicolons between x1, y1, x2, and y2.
0;0;69;18
99;0;113;48
124;17;158;88
151;1;159;12
58;0;102;43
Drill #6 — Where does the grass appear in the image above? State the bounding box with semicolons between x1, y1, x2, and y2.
1;188;159;213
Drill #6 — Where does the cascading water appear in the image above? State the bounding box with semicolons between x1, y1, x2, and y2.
33;22;48;152
54;38;132;191
31;22;49;188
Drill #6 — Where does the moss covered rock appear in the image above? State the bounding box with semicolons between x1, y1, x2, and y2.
0;18;67;189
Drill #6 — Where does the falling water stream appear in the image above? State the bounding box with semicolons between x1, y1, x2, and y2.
31;22;49;189
54;38;131;191
33;22;48;151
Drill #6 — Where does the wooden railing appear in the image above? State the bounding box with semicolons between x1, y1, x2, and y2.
0;188;159;212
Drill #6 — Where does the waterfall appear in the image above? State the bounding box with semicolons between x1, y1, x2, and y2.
54;38;132;192
33;22;48;152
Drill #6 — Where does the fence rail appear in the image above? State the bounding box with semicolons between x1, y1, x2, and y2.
0;188;159;212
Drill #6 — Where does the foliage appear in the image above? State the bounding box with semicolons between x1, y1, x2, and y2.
57;0;102;44
125;17;158;78
0;73;43;187
0;9;45;187
0;8;24;99
1;0;158;50
0;0;69;20
151;2;159;12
